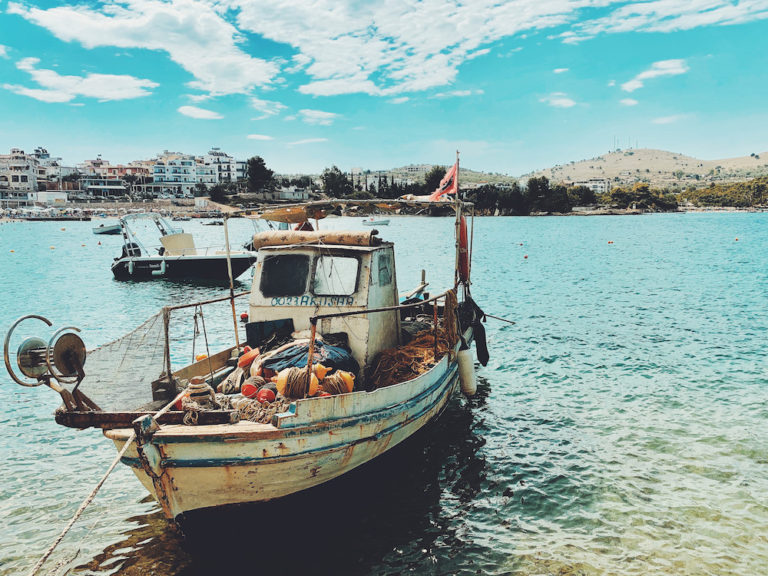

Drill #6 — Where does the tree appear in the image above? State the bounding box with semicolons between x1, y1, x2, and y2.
247;156;274;193
194;182;208;197
424;165;445;194
209;184;227;204
320;166;353;197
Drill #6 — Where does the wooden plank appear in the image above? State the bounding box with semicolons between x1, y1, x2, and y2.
55;409;238;429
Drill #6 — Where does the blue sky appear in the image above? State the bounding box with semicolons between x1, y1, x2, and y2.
1;0;767;175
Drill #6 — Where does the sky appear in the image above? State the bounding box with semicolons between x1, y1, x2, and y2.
0;0;767;175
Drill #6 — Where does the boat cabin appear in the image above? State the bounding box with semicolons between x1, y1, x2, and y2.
248;232;400;369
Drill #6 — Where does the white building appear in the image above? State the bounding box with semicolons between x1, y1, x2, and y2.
0;148;39;207
572;178;610;195
202;148;243;183
141;152;219;197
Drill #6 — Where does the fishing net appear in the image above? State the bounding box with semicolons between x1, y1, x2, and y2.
78;312;167;411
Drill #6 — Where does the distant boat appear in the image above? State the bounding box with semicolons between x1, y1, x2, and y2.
110;213;256;281
203;220;224;226
92;223;122;235
172;216;191;222
362;218;389;226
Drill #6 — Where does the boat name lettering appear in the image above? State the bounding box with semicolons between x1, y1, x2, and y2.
270;296;355;306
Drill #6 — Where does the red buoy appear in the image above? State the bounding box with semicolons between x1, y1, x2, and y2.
241;382;258;398
256;387;276;404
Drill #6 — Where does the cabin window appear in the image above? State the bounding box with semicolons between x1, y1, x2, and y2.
313;255;359;296
377;252;393;286
260;254;309;297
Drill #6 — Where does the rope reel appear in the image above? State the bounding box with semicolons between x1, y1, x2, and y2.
3;315;96;411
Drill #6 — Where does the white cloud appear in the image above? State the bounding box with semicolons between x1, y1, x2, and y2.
247;134;273;140
553;67;569;74
178;105;223;119
620;98;638;106
622;59;689;92
430;89;484;99
390;96;409;104
288;138;328;147
607;80;616;87
0;45;9;59
652;114;686;124
7;0;278;96
251;97;287;120
539;92;576;108
7;0;768;100
298;109;338;126
4;57;157;102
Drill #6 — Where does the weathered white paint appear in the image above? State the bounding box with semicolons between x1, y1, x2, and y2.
105;338;465;520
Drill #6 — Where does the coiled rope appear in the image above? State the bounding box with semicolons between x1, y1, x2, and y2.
321;372;347;395
281;366;311;399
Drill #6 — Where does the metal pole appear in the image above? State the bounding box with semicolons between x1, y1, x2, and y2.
223;217;241;351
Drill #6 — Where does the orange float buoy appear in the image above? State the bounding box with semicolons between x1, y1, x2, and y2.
9;250;14;253
195;353;208;362
735;238;739;241
61;227;66;231
237;347;260;368
50;246;55;250
98;241;101;245
524;255;528;259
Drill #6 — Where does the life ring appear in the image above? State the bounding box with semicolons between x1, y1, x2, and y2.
458;215;469;282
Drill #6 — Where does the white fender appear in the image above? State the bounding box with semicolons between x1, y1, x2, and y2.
128;259;134;275
152;260;166;276
457;348;476;396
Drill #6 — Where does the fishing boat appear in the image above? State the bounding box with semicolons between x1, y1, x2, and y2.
92;222;122;235
3;158;488;531
110;212;256;281
362;217;389;226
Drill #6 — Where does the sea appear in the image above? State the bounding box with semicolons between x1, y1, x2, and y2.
1;213;766;576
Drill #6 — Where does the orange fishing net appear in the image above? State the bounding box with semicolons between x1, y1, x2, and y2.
367;329;451;390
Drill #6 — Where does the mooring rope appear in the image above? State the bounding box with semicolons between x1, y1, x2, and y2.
27;388;188;576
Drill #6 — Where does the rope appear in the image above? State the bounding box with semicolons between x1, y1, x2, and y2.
283;366;311;399
27;431;137;576
443;289;459;348
27;387;188;576
321;372;347;395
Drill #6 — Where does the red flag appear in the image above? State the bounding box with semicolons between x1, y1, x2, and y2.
428;161;458;201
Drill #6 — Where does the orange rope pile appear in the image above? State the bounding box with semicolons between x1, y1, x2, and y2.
367;329;451;390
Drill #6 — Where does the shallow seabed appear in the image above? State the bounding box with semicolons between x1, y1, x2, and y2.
1;214;766;575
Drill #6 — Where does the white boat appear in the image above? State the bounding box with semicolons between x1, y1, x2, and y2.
110;213;256;281
92;222;122;235
362;217;390;226
3;163;487;528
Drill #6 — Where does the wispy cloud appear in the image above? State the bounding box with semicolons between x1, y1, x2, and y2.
7;0;767;100
622;59;689;92
177;105;222;120
389;96;409;104
430;89;484;99
251;97;287;120
0;45;9;59
298;109;338;126
620;98;638;106
652;114;686;124
3;57;157;102
553;68;569;74
247;134;273;140
288;138;328;147
539;92;576;108
7;0;277;97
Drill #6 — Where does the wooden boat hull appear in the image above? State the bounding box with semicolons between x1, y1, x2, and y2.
106;354;460;520
110;253;256;281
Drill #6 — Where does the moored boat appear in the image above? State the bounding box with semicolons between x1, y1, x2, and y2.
92;222;122;235
362;217;390;226
3;156;487;532
110;212;256;281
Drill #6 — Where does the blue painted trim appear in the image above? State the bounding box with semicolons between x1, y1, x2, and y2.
121;365;458;469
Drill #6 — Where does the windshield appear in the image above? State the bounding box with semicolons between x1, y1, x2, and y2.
313;255;359;296
260;254;310;297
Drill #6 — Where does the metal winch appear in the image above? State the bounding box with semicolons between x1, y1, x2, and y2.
3;314;99;411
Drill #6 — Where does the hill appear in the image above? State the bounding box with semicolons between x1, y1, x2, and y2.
522;148;768;189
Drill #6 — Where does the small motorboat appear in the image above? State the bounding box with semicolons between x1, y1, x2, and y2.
110;213;256;281
92;223;122;235
362;217;389;226
203;220;224;226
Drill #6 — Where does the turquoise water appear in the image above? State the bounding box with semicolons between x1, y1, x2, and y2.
1;214;767;575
